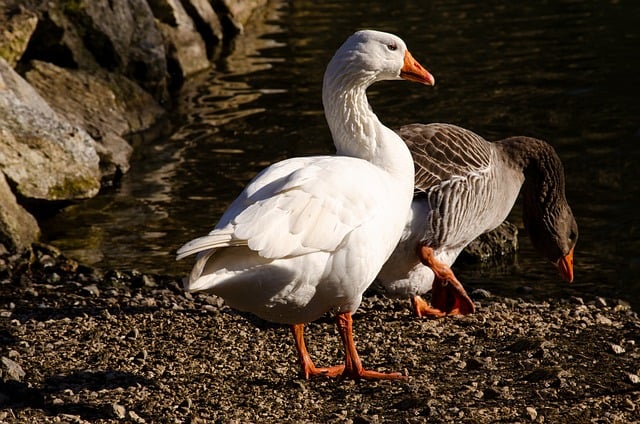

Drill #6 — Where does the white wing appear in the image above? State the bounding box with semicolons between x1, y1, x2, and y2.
176;155;383;260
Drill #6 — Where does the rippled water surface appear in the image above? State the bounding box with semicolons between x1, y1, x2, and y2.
43;0;640;307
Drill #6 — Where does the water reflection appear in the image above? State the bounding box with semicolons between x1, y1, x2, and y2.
43;0;640;308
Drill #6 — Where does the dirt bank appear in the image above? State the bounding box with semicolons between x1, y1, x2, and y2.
1;245;639;423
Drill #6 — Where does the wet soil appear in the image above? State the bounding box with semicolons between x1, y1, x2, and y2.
1;244;639;423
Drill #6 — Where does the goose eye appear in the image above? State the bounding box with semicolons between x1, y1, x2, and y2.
386;43;397;51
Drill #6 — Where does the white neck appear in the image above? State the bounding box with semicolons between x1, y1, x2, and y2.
322;71;414;180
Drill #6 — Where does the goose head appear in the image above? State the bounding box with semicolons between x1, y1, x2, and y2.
519;141;578;283
322;30;435;164
524;201;577;282
323;30;435;93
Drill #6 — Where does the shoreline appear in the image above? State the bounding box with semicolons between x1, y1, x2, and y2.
1;245;639;423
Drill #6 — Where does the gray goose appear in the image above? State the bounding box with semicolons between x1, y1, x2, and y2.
377;123;578;317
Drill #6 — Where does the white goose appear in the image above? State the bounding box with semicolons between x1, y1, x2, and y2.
177;30;434;380
377;123;578;317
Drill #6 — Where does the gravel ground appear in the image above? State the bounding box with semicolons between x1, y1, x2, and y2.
1;244;639;423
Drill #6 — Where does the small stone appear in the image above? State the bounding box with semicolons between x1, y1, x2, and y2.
39;254;56;268
59;414;83;423
127;328;140;340
128;410;146;423
627;373;640;385
596;314;613;326
624;398;636;411
569;296;584;305
111;403;126;419
135;350;148;362
82;284;100;297
471;289;491;299
465;357;485;370
610;343;625;354
595;297;608;308
1;356;25;382
142;275;157;287
179;397;193;410
525;406;537;421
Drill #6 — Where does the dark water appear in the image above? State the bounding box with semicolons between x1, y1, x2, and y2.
42;0;640;308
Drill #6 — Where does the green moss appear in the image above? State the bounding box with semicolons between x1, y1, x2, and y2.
48;176;100;200
60;0;84;14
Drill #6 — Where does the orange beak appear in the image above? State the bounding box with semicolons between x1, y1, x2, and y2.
556;246;574;283
400;50;435;86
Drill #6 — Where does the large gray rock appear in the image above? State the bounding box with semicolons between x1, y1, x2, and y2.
0;171;39;252
148;0;211;82
23;0;169;102
0;57;101;201
25;60;165;179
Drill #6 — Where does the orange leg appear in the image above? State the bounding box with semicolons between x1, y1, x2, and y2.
335;312;406;381
415;245;475;317
291;324;343;379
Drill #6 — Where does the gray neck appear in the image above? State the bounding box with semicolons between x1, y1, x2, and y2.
497;136;567;228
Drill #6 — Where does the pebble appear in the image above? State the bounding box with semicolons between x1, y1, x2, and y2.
610;343;625;354
179;397;193;411
471;289;491;299
569;296;584;305
128;410;146;423
525;406;537;421
627;373;640;385
127;328;140;340
1;356;25;382
596;314;613;326
111;403;126;419
135;349;148;362
142;275;157;287
82;284;100;297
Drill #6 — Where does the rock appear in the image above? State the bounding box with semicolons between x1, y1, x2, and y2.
214;0;268;35
0;3;38;67
111;403;127;419
610;343;625;354
149;0;211;84
471;288;492;299
23;0;169;102
0;57;101;200
179;397;193;410
82;284;100;297
25;60;165;179
1;356;25;382
596;314;613;326
627;373;640;385
0;171;39;252
183;0;224;56
595;297;608;308
525;406;537;421
128;410;146;423
459;221;518;263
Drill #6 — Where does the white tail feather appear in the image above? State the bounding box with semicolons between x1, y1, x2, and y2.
176;231;245;260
